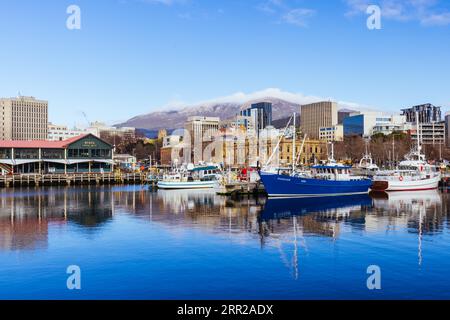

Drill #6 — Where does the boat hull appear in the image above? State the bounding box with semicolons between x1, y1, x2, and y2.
157;181;218;190
259;172;372;198
371;175;440;192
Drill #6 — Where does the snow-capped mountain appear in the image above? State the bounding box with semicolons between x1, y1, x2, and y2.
116;88;369;130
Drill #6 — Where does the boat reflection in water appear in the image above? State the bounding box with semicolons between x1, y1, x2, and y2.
1;185;450;299
370;189;445;266
260;194;373;222
258;194;373;279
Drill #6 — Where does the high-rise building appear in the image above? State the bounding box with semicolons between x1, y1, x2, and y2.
402;104;445;145
401;103;442;123
240;102;272;132
300;101;338;139
185;116;220;163
0;96;48;140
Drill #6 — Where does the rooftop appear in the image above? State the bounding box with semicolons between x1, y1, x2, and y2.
0;134;91;149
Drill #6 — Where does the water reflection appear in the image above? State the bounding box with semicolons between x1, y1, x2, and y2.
0;186;449;259
1;186;450;298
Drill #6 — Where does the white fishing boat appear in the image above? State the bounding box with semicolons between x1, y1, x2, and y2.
354;142;379;177
157;164;222;190
371;112;441;192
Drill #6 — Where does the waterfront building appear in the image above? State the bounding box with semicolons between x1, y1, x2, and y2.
300;101;338;139
185;116;220;164
48;123;97;141
0;134;113;174
319;124;344;142
240;102;272;132
0;96;48;140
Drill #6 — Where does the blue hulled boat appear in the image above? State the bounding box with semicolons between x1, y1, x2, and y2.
260;194;373;221
260;159;372;198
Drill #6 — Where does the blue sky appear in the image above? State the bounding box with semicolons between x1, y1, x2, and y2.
0;0;449;126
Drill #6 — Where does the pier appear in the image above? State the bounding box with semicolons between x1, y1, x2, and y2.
0;172;146;188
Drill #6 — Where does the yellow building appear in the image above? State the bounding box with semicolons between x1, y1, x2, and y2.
279;137;326;166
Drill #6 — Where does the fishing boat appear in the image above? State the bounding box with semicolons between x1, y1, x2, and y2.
371;152;441;192
260;160;372;198
260;143;372;198
354;142;379;177
157;164;222;190
371;112;441;192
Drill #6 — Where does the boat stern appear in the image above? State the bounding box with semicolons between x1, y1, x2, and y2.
370;180;389;192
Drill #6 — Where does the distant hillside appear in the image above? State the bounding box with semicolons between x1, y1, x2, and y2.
272;114;301;129
117;88;370;131
117;97;301;130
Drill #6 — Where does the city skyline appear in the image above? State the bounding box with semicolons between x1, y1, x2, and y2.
1;0;449;126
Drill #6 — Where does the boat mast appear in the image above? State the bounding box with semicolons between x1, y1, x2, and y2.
330;142;335;161
416;111;422;156
295;134;307;166
265;114;294;167
292;112;296;172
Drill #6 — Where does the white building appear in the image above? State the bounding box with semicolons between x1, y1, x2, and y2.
163;135;183;147
319;124;344;142
48;123;98;141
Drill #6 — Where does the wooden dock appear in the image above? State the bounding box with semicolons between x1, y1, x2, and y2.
0;172;147;188
216;181;266;197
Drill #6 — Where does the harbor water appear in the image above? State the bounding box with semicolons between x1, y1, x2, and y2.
1;185;450;299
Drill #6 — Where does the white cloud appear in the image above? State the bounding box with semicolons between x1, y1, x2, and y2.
258;0;316;27
283;8;316;27
344;0;450;26
154;88;375;112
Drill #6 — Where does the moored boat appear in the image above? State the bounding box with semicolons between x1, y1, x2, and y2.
157;164;222;190
260;144;372;198
371;111;441;192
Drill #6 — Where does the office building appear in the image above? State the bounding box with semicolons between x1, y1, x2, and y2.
185;116;220;163
402;104;445;145
319;124;344;142
411;122;445;145
48;123;96;141
0;96;48;140
342;112;405;137
300;101;338;139
401;103;442;123
240;102;272;132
